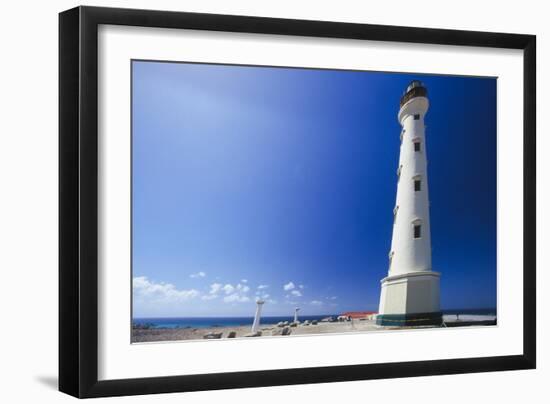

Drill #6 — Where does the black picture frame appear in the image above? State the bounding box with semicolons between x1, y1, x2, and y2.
59;5;536;398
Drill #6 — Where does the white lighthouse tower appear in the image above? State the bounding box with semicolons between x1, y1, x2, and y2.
377;81;442;326
251;299;265;333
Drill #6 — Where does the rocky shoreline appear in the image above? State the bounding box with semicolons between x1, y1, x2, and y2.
131;315;496;343
132;319;381;343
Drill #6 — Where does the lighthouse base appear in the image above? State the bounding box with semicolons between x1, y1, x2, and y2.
377;271;441;327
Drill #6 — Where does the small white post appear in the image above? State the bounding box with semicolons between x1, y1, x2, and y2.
294;307;300;323
251;300;265;333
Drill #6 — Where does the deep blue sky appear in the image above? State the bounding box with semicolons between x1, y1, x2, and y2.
132;60;496;318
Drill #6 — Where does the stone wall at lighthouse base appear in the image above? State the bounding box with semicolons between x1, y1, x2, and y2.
377;271;442;326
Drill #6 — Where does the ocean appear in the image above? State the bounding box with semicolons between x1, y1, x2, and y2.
132;308;496;329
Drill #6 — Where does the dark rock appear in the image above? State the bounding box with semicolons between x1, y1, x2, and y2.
244;331;262;337
203;332;223;339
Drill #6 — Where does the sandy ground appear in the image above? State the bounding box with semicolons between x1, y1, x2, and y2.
131;317;495;343
132;320;383;342
132;320;383;343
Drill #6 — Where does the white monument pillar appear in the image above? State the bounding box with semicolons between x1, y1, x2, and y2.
251;300;265;333
294;307;300;323
377;81;442;326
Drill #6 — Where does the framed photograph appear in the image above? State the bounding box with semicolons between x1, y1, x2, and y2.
59;6;536;398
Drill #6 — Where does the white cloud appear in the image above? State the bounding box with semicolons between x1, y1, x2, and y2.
224;293;250;303
133;276;199;302
236;283;250;293
189;271;206;278
209;283;223;295
290;290;302;297
241;279;248;283
329;296;337;300
283;281;295;291
257;284;269;290
299;284;304;289
310;300;323;306
205;282;251;300
222;284;235;294
199;282;253;304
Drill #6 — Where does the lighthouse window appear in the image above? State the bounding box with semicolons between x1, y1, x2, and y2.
393;206;399;225
414;224;422;239
414;141;421;152
414;114;420;120
414;179;421;192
